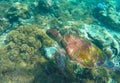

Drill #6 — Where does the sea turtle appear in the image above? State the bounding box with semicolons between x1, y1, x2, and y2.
46;29;106;68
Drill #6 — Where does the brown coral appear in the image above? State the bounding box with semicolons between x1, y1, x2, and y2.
5;25;55;63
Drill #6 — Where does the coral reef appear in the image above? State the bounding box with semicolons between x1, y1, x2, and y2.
5;2;31;23
0;17;11;35
37;0;58;14
0;25;55;82
0;0;120;83
81;24;119;58
5;25;55;57
0;17;10;48
93;0;120;31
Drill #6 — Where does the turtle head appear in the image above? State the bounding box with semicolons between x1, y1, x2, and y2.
46;29;62;42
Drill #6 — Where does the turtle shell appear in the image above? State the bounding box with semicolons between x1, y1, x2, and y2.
62;34;105;68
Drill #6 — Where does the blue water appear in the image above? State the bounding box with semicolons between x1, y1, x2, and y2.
0;0;120;83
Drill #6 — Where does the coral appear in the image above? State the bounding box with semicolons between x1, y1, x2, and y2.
0;0;120;83
90;67;110;83
0;17;11;35
5;2;31;23
93;0;120;31
0;33;8;48
36;0;58;14
4;25;55;64
0;25;56;82
110;70;120;82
